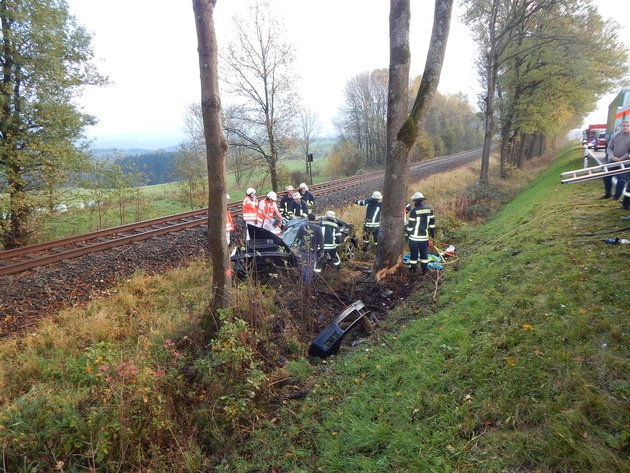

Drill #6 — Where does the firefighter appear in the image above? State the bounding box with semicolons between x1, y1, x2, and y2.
279;185;295;219
355;191;382;251
321;210;342;271
298;183;315;211
405;192;435;273
288;192;309;219
293;213;324;285
258;191;283;233
242;187;262;240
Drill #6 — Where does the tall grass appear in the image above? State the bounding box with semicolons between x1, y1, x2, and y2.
1;144;627;471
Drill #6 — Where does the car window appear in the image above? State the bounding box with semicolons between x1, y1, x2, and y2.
281;226;299;247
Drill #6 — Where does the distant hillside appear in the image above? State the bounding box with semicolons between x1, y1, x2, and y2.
91;145;179;158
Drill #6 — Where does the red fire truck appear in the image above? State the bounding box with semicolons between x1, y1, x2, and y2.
582;123;606;147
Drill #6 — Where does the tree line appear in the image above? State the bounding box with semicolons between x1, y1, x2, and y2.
0;0;627;257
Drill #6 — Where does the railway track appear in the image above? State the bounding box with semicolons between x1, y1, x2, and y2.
0;149;481;276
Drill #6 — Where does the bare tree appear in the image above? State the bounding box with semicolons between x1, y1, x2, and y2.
174;103;208;209
297;108;322;184
337;70;389;168
223;103;270;187
220;0;299;191
373;0;453;281
192;0;232;329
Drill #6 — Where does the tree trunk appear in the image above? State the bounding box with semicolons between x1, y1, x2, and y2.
373;0;411;281
479;0;501;185
374;0;453;281
192;0;232;337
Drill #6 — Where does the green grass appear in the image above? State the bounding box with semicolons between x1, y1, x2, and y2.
26;155;334;243
0;144;627;471
219;148;630;472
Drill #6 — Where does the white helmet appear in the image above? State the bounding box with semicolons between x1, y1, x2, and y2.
226;194;230;201
372;191;382;200
285;185;294;192
411;192;425;201
246;187;256;196
293;193;301;200
299;183;308;190
325;210;336;218
267;191;277;201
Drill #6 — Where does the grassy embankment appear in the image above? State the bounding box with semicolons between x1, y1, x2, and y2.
224;145;628;472
0;144;627;471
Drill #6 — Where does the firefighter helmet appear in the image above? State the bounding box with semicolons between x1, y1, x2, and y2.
293;192;301;200
299;183;308;190
325;210;336;218
411;192;425;201
372;191;382;200
285;185;294;192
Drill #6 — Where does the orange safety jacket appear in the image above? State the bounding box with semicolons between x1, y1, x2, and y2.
258;198;278;225
225;210;234;232
242;196;262;225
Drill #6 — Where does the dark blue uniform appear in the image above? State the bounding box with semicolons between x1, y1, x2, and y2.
405;202;435;273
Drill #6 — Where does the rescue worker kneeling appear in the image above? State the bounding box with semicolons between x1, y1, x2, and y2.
321;210;342;271
405;192;435;273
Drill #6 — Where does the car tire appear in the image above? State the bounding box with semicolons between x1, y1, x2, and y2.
344;241;356;261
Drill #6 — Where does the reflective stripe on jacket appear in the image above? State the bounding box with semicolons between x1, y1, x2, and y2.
356;197;381;228
242;196;260;224
259;198;278;225
406;204;435;242
321;218;342;250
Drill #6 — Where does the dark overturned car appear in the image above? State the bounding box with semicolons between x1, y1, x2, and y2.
231;215;358;278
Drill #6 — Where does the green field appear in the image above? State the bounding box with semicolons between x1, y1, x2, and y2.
12;152;333;243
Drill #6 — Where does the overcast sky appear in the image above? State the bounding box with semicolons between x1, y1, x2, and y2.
67;0;627;149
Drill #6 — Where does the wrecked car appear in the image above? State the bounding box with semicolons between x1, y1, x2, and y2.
281;215;358;262
231;215;358;278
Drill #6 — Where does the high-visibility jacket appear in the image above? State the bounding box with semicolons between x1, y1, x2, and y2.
258;198;278;225
226;210;234;232
355;197;381;228
242;195;262;225
320;217;342;250
406;203;435;242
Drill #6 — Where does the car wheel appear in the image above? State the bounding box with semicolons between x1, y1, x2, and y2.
344;241;356;261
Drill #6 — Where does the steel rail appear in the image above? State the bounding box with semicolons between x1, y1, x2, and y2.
0;149;481;276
